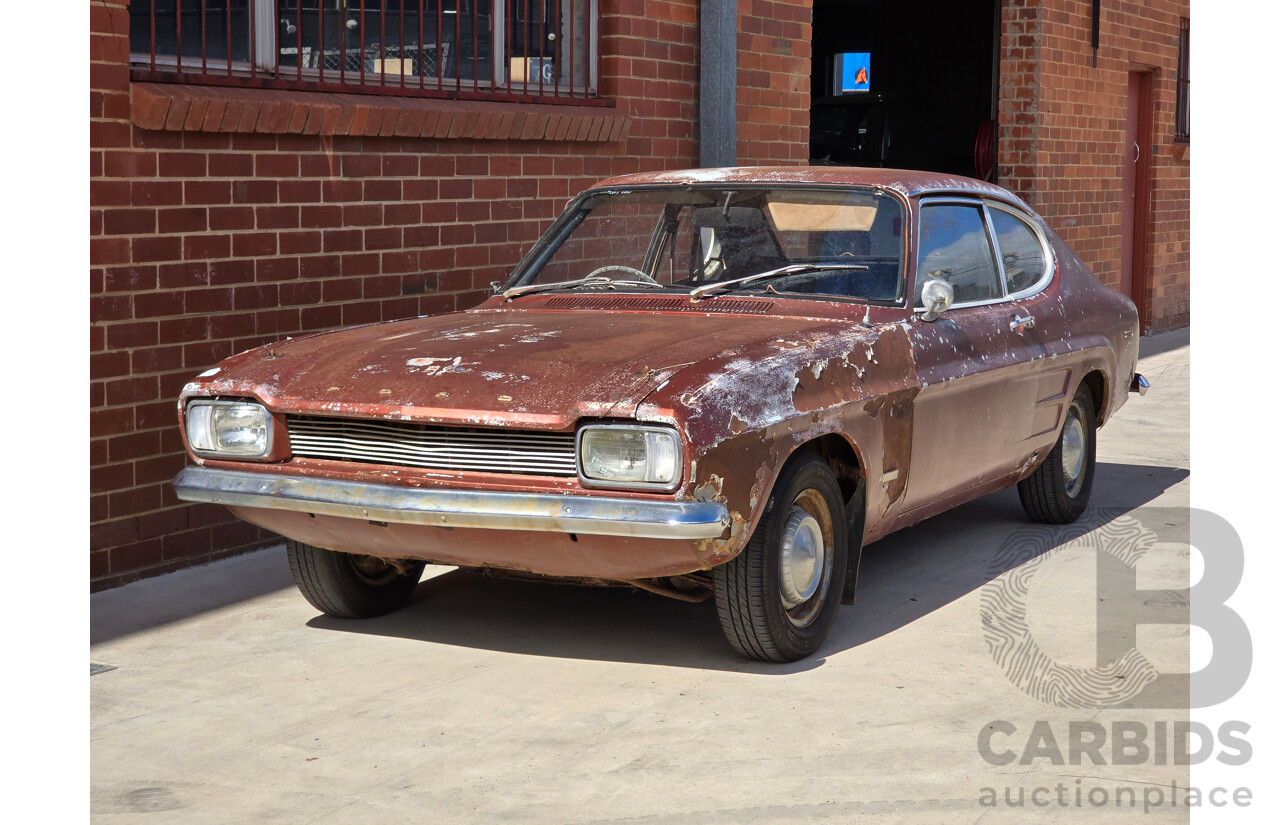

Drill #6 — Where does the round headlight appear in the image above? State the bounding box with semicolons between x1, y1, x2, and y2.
578;426;680;490
186;400;273;459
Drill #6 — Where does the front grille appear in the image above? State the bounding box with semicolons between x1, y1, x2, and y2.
286;416;578;477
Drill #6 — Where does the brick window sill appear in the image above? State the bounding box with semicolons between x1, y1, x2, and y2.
130;82;630;143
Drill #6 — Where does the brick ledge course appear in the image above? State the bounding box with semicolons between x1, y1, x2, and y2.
130;82;631;143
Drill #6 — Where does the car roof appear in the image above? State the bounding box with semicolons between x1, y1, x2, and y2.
589;166;1028;209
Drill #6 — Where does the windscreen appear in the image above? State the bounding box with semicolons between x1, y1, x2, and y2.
512;186;906;302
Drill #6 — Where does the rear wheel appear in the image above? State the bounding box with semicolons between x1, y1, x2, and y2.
286;539;425;618
714;453;848;662
1017;384;1097;524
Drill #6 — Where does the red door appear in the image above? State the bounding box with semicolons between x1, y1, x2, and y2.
898;201;1051;517
1120;71;1154;331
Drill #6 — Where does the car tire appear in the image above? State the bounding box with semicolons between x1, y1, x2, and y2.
1017;384;1097;524
714;452;849;662
286;539;425;618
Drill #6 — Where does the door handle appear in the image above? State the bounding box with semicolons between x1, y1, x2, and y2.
1134;141;1140;163
1010;313;1036;333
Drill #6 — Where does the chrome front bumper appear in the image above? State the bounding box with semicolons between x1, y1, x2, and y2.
172;466;730;540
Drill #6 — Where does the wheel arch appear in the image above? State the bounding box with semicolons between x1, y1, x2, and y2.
1079;369;1108;425
792;431;866;605
797;432;865;506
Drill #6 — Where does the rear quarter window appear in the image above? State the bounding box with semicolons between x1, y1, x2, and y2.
989;208;1049;295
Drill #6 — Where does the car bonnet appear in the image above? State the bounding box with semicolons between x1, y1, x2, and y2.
183;307;862;430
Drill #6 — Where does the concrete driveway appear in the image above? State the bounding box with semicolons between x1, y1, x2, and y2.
91;329;1191;824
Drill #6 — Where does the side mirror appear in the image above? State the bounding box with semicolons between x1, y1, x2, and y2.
919;279;954;322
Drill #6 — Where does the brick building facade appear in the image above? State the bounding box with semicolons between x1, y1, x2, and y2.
90;0;1189;588
1000;0;1189;332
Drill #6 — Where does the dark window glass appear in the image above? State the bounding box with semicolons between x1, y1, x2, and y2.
990;209;1047;295
518;187;905;303
915;204;1001;305
129;1;252;67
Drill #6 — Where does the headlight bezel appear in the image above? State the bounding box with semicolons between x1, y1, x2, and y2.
576;424;683;492
185;399;275;460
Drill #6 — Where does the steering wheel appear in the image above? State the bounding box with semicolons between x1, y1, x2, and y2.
585;265;660;284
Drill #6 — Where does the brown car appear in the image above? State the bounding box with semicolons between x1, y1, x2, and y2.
173;167;1148;662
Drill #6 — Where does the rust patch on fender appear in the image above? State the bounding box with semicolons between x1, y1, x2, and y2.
692;509;749;568
693;474;725;502
687;429;776;566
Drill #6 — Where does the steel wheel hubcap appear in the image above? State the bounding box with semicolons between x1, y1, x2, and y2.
779;507;826;609
1061;402;1087;497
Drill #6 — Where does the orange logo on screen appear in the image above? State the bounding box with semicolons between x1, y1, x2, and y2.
854;66;869;86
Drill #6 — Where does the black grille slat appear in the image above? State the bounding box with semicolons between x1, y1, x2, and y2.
287;416;577;476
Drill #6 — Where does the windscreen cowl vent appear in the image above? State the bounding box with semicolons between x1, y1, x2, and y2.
541;295;774;315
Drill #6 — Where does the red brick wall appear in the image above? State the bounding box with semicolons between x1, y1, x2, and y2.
998;0;1190;332
738;0;813;164
92;0;1189;589
90;0;813;589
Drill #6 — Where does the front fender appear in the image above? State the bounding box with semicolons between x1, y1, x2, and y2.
638;321;922;566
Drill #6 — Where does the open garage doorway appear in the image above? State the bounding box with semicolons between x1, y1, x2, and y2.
809;0;1000;179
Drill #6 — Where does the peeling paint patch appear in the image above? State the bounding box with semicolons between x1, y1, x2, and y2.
405;356;469;375
693;474;724;502
434;323;538;342
514;330;563;344
692;509;748;568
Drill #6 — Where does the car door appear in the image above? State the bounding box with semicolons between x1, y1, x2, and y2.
896;198;1058;519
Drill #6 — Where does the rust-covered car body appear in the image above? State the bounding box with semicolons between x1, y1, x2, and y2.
173;167;1145;661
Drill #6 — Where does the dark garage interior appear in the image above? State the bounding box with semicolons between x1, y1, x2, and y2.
809;0;1000;178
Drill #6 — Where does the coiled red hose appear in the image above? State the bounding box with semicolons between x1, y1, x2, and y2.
974;119;996;181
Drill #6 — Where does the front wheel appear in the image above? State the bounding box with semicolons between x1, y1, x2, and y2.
1017;384;1097;524
714;453;849;662
286;540;425;618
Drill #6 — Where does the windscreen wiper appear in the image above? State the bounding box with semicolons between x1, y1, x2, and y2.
502;275;667;301
688;263;868;300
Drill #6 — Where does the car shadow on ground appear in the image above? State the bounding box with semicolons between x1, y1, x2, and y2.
310;461;1189;673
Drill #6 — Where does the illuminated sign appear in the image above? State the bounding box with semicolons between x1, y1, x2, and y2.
834;52;871;94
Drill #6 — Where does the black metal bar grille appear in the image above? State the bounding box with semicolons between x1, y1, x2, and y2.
287;415;577;476
126;1;598;104
1175;17;1190;143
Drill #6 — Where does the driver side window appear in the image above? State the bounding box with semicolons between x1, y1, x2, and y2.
914;203;1001;306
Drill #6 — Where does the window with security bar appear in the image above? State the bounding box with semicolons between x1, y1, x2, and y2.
128;1;598;102
1174;17;1189;143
